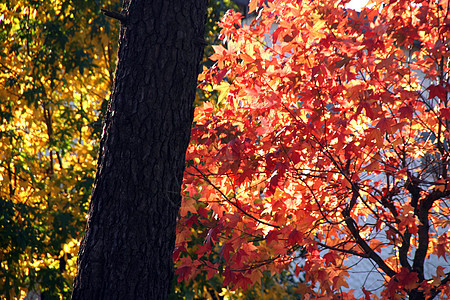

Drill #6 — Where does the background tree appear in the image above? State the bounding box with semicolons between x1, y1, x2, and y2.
71;0;209;298
0;0;120;298
177;0;450;299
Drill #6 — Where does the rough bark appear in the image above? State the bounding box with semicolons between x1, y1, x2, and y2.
72;0;208;298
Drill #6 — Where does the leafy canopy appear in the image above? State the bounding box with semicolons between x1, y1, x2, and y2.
177;0;450;299
0;0;119;298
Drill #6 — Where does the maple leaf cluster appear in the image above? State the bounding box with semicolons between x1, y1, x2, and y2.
177;0;450;298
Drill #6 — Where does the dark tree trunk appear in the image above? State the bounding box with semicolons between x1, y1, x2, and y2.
72;0;208;299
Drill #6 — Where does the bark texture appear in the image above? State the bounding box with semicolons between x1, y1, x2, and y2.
72;0;208;298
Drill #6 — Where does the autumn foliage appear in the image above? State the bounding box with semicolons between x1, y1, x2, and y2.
0;1;121;297
176;0;450;298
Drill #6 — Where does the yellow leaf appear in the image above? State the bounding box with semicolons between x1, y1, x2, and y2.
214;82;231;105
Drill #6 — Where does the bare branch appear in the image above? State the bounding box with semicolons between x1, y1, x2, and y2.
101;8;127;23
316;241;369;258
342;210;396;277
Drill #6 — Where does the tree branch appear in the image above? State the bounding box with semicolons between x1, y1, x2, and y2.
342;209;396;277
101;9;126;23
316;241;369;258
192;165;280;229
429;272;450;299
413;189;449;281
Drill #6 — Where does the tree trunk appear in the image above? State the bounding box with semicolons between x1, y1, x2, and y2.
72;0;208;298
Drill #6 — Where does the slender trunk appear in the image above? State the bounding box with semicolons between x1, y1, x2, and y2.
72;0;207;298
